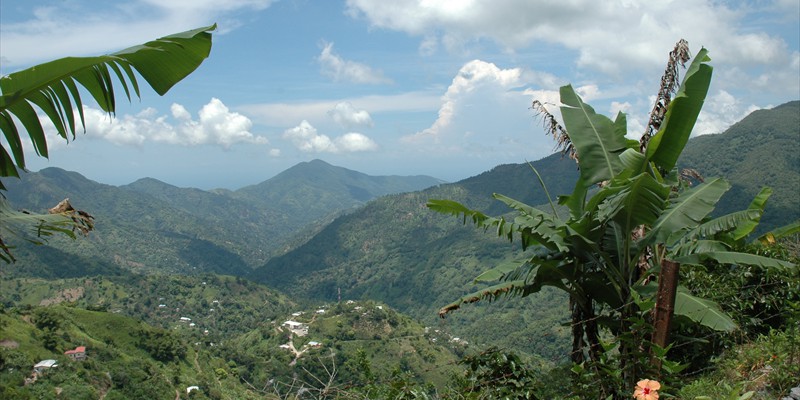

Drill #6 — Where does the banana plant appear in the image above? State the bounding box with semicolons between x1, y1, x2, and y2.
0;24;215;261
428;44;794;393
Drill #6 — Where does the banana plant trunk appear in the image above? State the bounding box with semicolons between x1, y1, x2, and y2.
651;259;680;372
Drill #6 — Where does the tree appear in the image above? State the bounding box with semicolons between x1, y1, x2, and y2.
429;41;795;396
0;24;216;262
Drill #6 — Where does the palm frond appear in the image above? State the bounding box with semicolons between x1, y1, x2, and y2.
0;24;215;178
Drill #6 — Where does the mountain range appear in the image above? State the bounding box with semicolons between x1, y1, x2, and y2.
2;160;443;277
2;101;798;362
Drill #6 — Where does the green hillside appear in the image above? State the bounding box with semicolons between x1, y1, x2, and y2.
0;273;295;339
234;159;444;217
3;168;256;276
0;292;464;398
679;100;800;234
223;299;462;395
2;160;442;277
0;305;261;399
251;154;580;361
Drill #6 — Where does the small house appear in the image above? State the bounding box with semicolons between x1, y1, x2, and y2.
282;320;308;336
64;346;87;361
33;359;58;374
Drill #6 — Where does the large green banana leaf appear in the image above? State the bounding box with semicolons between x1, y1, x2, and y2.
439;259;573;317
559;84;630;186
595;172;670;234
427;198;568;251
647;177;730;245
674;287;737;332
673;251;796;270
0;24;215;179
730;187;772;240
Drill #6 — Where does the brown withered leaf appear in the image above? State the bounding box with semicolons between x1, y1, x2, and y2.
48;198;94;235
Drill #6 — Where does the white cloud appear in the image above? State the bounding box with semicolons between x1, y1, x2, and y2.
34;98;268;150
282;120;378;153
317;42;392;85
693;90;761;136
337;132;379;152
404;59;524;142
328;102;374;129
397;59;572;164
283;121;336;153
344;0;797;79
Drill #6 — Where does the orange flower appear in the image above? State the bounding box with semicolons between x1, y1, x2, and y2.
633;379;660;400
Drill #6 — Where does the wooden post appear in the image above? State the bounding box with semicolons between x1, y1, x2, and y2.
651;259;680;371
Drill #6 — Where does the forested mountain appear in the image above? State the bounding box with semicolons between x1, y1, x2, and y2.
234;159;445;225
1;161;442;277
251;153;581;361
679;100;799;233
251;101;800;361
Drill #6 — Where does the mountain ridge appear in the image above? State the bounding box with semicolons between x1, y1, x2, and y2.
2;160;444;276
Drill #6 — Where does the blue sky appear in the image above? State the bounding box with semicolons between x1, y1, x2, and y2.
1;0;798;189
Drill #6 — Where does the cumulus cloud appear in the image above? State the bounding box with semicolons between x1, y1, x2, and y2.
328;102;374;129
694;90;761;136
317;42;392;84
283;120;378;153
35;98;268;150
344;0;797;77
404;59;524;142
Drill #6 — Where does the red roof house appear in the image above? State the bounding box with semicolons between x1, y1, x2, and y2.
64;346;86;361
